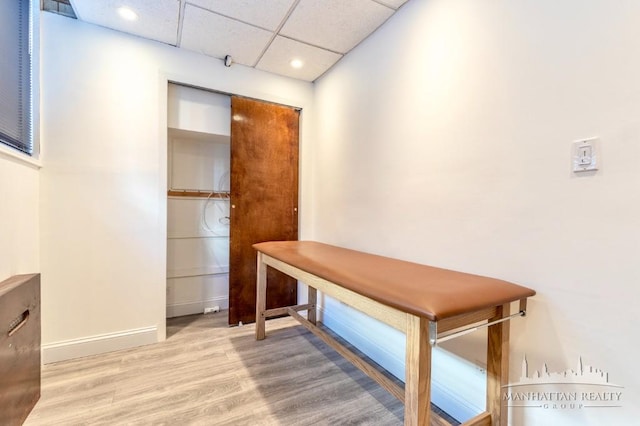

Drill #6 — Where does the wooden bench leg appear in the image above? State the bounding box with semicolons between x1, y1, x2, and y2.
255;252;267;340
487;304;510;426
307;286;317;325
405;315;431;426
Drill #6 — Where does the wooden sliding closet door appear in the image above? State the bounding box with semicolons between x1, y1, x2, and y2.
228;97;299;326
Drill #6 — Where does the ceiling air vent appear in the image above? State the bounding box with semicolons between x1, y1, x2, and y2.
42;0;77;19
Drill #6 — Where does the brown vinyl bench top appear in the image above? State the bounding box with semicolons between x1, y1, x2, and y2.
253;241;536;322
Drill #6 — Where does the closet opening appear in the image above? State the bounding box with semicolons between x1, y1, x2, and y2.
166;84;231;322
166;83;300;329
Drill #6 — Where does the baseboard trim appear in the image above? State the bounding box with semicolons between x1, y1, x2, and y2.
320;303;405;377
320;303;483;422
42;326;157;364
166;296;229;318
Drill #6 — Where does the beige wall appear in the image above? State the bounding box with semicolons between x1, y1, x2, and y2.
39;12;315;362
314;0;640;423
0;153;39;282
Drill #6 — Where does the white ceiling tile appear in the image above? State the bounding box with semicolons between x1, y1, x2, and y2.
180;4;274;66
280;0;394;54
71;0;408;82
374;0;409;9
256;36;342;82
72;0;180;45
186;0;296;31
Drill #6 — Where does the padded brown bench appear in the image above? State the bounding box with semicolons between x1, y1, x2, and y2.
253;241;535;426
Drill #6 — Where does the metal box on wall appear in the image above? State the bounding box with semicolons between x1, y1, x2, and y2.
0;274;41;425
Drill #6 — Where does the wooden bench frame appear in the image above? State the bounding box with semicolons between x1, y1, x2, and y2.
255;251;526;426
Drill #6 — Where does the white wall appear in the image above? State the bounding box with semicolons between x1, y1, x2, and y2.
0;153;39;283
314;0;640;424
39;12;314;363
167;84;231;137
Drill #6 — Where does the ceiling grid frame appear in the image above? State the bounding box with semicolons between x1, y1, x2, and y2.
251;0;302;68
67;0;410;81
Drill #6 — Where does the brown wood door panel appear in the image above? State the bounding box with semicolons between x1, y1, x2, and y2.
229;97;299;326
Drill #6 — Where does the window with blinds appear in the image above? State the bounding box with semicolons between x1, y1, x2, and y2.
0;0;32;155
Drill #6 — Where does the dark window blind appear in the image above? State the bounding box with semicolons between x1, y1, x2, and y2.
0;0;32;155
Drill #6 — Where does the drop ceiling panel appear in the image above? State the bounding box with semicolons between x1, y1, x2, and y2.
186;0;297;31
180;4;273;66
375;0;409;9
68;0;411;82
257;36;342;82
280;0;395;54
71;0;180;45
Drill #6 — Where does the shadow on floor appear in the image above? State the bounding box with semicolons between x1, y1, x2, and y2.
228;317;460;425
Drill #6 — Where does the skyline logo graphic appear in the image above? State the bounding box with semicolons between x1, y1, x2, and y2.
502;356;623;410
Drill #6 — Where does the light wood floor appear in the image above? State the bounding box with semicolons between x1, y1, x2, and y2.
25;313;458;425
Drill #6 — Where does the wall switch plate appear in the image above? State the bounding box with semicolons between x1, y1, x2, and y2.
573;137;599;172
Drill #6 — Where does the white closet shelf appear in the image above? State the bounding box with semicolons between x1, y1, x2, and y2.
167;235;229;240
167;266;229;279
168;190;230;198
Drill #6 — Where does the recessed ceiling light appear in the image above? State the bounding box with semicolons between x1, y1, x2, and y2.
117;6;138;21
290;59;304;69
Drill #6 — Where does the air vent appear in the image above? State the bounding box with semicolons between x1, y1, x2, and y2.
42;0;77;19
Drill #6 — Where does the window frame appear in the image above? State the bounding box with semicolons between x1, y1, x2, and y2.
0;0;39;165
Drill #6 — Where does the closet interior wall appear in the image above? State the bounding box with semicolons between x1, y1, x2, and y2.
166;84;231;318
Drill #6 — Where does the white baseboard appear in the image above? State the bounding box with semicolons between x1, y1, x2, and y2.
42;326;158;364
320;302;405;377
166;296;229;318
320;302;484;423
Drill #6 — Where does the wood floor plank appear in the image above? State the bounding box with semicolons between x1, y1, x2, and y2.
25;313;458;425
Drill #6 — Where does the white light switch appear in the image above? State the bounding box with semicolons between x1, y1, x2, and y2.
573;137;599;172
578;145;592;165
